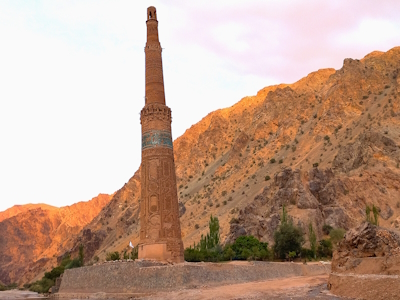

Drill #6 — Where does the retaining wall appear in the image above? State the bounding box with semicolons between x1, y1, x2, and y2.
55;260;329;298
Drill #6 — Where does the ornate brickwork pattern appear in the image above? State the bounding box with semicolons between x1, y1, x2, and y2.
138;6;184;263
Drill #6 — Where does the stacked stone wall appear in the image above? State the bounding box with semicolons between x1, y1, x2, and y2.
56;261;328;298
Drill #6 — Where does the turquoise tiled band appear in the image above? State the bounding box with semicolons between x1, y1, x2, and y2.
142;130;173;150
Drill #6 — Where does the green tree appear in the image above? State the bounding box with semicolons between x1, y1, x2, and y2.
308;222;317;259
208;214;220;249
372;205;379;226
78;244;84;266
273;206;304;259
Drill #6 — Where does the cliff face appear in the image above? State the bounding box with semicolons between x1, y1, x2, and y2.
3;47;400;285
0;194;111;285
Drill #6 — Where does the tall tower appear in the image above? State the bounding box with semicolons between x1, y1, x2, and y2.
138;6;184;263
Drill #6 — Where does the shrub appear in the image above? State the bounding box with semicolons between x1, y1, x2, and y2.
300;248;315;260
313;163;319;168
221;190;227;196
106;251;121;261
270;158;276;163
322;224;333;235
279;159;283;164
65;258;81;269
44;266;64;281
317;239;333;258
329;228;346;245
29;278;54;294
231;236;270;261
265;175;271;181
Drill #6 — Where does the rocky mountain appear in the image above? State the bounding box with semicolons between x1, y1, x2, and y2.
0;204;57;223
61;47;399;269
0;194;112;285
4;47;400;286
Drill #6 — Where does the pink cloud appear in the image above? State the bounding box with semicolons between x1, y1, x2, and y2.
168;0;400;83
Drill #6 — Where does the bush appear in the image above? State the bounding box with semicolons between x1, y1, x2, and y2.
65;258;81;269
44;266;65;281
317;239;333;258
278;159;283;164
0;283;17;291
301;248;315;260
106;251;121;261
231;236;270;261
322;224;333;235
265;175;271;181
329;228;346;245
29;278;54;293
270;158;276;163
313;163;319;168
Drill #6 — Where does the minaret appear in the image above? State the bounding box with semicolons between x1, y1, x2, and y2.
138;6;184;263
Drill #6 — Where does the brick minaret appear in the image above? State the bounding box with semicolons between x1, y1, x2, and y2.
138;6;184;263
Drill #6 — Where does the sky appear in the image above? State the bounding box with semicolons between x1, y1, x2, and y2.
0;0;399;212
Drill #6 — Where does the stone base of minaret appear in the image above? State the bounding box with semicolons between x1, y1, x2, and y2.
138;242;184;263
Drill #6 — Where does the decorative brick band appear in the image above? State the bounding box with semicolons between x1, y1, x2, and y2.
140;103;171;124
142;130;173;150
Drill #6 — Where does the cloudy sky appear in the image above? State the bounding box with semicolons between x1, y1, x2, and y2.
0;0;399;212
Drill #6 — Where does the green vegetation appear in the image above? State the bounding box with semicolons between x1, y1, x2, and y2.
366;204;379;226
329;228;346;245
29;250;84;293
186;210;345;263
317;239;333;257
185;215;270;262
265;175;271;181
308;223;317;259
106;251;121;261
270;158;276;163
322;224;333;235
273;206;304;259
0;283;17;291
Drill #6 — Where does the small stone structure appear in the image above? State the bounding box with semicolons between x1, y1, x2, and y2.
54;260;329;299
139;6;184;263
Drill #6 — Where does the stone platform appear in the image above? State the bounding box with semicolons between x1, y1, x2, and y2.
54;260;329;299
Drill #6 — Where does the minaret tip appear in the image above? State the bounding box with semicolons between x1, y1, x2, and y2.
147;6;157;21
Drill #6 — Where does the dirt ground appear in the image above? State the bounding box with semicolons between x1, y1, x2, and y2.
140;275;350;300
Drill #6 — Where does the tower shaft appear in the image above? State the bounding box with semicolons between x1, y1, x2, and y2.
138;6;184;263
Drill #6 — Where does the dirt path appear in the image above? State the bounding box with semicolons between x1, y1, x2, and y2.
141;275;349;300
